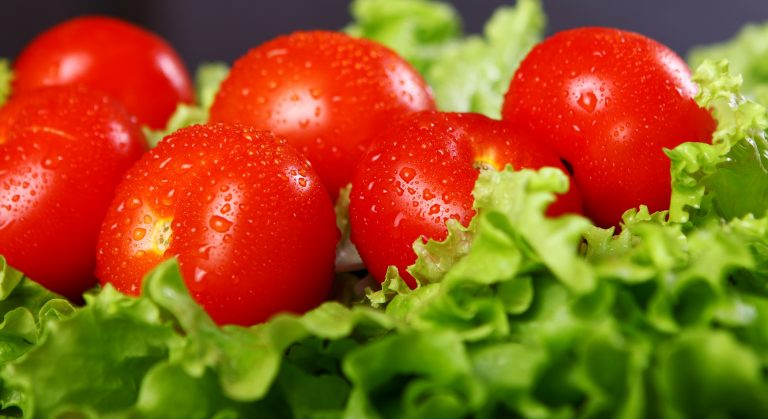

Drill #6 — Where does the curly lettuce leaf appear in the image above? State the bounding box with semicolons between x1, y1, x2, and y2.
143;62;229;147
425;0;545;117
346;0;461;76
347;0;544;117
668;60;768;223
0;259;394;417
688;22;768;103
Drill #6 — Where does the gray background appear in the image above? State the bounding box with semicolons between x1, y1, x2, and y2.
1;0;767;69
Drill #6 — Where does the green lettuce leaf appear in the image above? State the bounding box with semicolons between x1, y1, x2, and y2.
347;0;545;117
346;0;461;76
0;59;11;108
688;22;768;103
424;0;545;117
143;62;229;147
668;59;768;224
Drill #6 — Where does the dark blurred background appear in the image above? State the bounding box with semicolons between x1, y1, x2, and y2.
2;0;768;69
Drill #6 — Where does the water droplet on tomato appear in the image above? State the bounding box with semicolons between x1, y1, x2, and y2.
577;91;597;112
422;189;435;200
221;203;232;214
298;178;308;187
132;228;147;241
41;154;62;169
398;167;416;183
194;267;207;282
429;204;441;215
126;197;142;209
10;195;19;202
393;212;405;228
209;215;233;233
198;244;214;260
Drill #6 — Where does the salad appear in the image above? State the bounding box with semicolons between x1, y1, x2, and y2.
1;0;768;417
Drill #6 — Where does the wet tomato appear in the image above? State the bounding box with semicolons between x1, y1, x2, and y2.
13;16;193;129
349;111;582;287
96;123;338;325
502;27;715;227
210;30;435;198
0;85;147;299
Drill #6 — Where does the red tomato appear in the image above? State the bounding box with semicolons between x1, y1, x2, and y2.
209;30;435;198
501;27;715;227
349;111;582;287
96;123;338;325
13;16;193;129
0;86;147;299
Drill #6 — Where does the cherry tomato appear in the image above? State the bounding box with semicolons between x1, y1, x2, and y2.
209;30;435;198
0;86;147;299
13;16;193;129
501;27;715;227
96;123;338;325
349;111;582;287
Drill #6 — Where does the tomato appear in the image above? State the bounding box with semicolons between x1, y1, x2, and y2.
209;30;435;198
13;16;193;129
501;27;715;227
96;123;338;325
0;86;147;299
349;111;582;287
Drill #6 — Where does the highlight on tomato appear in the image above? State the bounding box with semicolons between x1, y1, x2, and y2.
0;85;148;299
96;123;339;325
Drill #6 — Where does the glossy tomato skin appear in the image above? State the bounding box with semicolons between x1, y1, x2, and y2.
502;27;715;227
349;111;582;287
209;30;435;198
13;16;193;129
0;86;148;299
97;124;338;325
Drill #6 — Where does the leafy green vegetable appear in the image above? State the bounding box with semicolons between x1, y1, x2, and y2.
688;22;768;104
4;1;768;417
0;59;12;108
668;60;768;224
347;0;545;117
143;62;229;147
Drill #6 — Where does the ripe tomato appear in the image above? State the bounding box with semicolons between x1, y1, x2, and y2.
13;16;193;129
349;111;582;287
501;27;715;227
96;124;338;325
209;30;435;198
0;86;147;299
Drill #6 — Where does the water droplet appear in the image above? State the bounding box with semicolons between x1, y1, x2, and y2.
398;167;416;183
429;204;441;215
298;178;307;187
422;189;435;200
132;228;147;240
194;267;207;282
126;197;142;209
41;154;62;169
577;91;597;112
143;214;152;224
198;244;214;260
393;212;405;228
221;203;232;214
10;195;19;202
209;215;233;233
